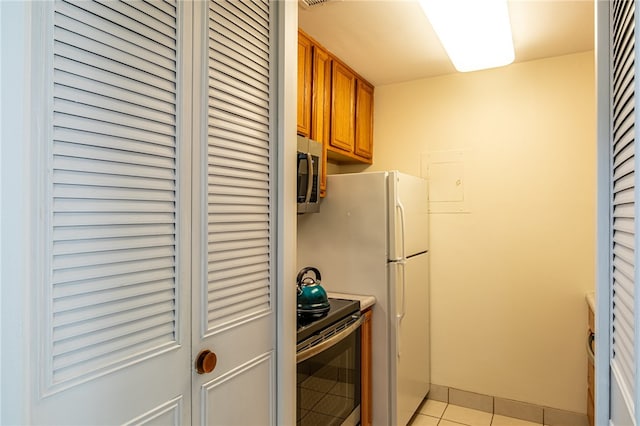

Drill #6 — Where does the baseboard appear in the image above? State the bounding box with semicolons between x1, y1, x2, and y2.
427;384;588;426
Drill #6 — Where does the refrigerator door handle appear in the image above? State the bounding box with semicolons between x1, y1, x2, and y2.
397;200;407;261
396;258;406;358
397;200;407;319
396;199;408;359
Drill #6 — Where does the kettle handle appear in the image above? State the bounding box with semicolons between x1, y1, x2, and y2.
296;266;322;286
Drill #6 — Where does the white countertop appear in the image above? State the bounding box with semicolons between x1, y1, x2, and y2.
328;291;376;311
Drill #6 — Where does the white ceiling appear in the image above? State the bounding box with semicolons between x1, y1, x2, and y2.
298;0;595;86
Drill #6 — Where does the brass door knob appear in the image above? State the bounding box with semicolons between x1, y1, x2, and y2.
195;350;217;374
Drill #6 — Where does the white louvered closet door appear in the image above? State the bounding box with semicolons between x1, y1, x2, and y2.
609;0;640;424
34;0;193;424
191;0;276;424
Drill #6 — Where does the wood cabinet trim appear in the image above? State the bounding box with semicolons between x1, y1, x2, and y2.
297;32;312;137
361;309;373;426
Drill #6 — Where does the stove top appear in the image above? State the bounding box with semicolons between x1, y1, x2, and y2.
296;297;360;343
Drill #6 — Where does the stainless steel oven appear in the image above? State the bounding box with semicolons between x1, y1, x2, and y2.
297;298;362;426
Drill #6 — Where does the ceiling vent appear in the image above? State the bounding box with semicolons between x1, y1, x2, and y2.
299;0;332;8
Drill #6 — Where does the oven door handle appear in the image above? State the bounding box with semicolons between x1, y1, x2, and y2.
296;315;364;363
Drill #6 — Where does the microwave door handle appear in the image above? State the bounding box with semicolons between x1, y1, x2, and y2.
305;152;313;203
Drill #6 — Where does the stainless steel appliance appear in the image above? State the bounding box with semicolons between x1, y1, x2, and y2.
297;171;430;426
297;135;322;214
297;298;362;426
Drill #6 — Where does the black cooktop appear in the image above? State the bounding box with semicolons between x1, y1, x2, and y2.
296;297;360;343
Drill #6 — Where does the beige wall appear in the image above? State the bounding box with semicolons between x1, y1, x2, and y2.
342;51;595;414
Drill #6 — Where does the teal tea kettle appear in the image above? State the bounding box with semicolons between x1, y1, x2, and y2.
296;266;330;317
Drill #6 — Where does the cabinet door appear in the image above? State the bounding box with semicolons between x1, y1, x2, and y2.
330;61;356;153
311;45;331;196
355;80;374;161
297;32;312;137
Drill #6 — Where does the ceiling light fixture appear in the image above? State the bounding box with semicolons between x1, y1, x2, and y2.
419;0;515;72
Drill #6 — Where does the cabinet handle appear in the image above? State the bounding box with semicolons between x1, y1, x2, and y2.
587;331;595;362
195;350;218;374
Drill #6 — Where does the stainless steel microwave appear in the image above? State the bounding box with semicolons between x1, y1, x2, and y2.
297;135;322;214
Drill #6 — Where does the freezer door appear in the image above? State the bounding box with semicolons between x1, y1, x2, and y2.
391;252;430;426
388;172;429;260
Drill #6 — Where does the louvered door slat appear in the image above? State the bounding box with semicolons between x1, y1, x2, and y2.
56;1;176;60
54;170;175;192
53;256;175;285
54;115;175;148
123;0;176;29
209;212;268;224
77;0;176;47
53;279;175;320
54;300;175;340
207;279;268;300
226;0;269;30
54;245;175;271
208;295;270;322
54;127;176;158
209;71;269;110
55;56;175;104
54;234;173;255
209;147;269;168
53;40;175;91
53;311;176;357
54;156;174;181
53;223;174;241
53;268;175;299
211;1;269;53
149;0;177;18
54;9;175;71
53;324;175;377
53;141;175;168
54;99;175;137
55;84;175;126
47;0;180;390
209;48;269;91
209;126;270;151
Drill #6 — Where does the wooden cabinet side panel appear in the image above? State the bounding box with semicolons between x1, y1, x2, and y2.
354;80;374;161
330;61;356;153
311;46;331;196
297;32;312;137
361;309;373;426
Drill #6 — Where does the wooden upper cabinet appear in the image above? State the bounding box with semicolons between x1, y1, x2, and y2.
297;32;312;137
311;45;332;196
330;61;356;153
355;80;374;160
297;28;374;179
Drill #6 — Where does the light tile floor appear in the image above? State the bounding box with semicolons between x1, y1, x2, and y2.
409;399;549;426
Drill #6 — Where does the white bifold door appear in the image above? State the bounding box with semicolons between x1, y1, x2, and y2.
23;0;277;424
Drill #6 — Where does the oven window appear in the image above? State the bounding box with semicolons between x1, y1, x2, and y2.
297;328;361;426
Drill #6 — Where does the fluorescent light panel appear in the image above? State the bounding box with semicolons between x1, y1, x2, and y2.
419;0;515;72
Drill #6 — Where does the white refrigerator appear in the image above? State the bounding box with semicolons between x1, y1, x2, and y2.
297;171;430;426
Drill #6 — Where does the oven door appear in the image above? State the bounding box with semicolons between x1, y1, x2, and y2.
296;316;363;426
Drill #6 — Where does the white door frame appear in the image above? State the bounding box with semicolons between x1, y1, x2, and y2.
594;0;611;423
